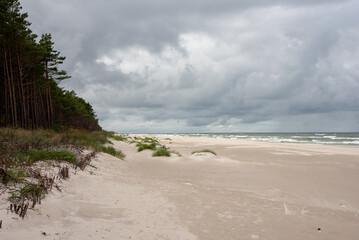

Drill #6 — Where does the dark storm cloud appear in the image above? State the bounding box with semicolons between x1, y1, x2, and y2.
21;0;359;132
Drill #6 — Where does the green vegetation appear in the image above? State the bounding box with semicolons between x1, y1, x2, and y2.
100;146;126;160
152;146;171;157
0;128;125;161
59;130;109;151
110;134;129;142
5;166;30;180
192;149;217;155
0;1;131;220
26;149;77;164
20;184;43;202
1;161;30;184
0;0;100;130
136;142;157;152
132;136;160;152
130;136;180;157
142;137;160;145
0;128;126;218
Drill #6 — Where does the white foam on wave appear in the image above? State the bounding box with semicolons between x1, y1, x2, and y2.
343;140;359;145
183;133;359;147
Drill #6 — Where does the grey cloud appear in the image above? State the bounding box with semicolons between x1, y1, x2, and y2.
21;0;359;132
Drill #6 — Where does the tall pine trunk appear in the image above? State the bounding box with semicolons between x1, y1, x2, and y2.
16;45;27;128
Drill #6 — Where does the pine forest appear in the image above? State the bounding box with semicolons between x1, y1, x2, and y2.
0;0;101;130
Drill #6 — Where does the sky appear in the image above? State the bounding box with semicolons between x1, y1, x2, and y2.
21;0;359;133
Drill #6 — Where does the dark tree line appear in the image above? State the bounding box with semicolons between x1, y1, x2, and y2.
0;0;100;130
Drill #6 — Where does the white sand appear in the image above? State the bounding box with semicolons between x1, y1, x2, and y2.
1;135;359;239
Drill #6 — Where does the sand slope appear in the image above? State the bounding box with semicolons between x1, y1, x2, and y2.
1;135;359;239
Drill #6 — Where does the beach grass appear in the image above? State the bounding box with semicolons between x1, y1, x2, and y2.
100;146;126;160
0;128;125;159
26;149;77;164
192;149;217;155
136;142;157;152
132;136;180;157
110;134;129;142
152;146;171;157
0;127;127;217
132;136;161;152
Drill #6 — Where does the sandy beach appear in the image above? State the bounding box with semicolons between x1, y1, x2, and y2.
1;135;359;240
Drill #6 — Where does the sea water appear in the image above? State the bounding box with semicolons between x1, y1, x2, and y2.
177;133;359;146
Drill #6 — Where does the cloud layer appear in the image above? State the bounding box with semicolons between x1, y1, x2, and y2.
22;0;359;132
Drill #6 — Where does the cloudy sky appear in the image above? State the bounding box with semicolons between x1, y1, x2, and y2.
22;0;359;133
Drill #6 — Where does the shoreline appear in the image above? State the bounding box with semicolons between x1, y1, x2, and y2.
1;134;359;239
147;132;359;148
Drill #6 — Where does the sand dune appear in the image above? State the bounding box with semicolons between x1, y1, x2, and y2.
1;135;359;239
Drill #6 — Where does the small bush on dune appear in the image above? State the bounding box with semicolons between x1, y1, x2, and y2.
128;135;180;157
132;136;161;152
152;146;171;157
192;149;217;155
143;137;159;144
136;142;157;152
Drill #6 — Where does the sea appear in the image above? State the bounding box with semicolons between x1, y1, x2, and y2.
176;133;359;147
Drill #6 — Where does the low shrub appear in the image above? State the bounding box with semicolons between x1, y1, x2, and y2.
152;146;171;157
136;142;157;152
